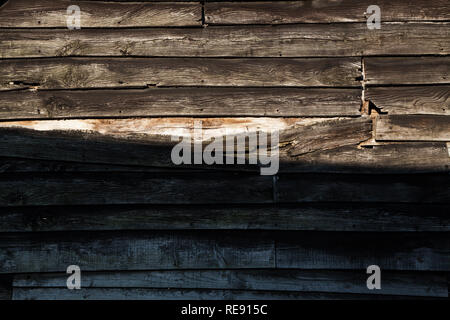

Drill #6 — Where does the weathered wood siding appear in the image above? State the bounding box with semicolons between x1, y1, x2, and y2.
0;0;449;300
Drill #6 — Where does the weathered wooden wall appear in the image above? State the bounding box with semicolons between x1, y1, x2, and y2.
0;0;449;300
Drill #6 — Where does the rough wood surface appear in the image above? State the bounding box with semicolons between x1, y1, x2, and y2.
365;86;450;115
13;269;448;297
205;0;450;24
0;172;273;206
0;171;449;207
0;0;202;27
280;117;372;156
12;287;425;300
376;115;450;141
0;57;361;90
282;143;450;173
1;231;448;273
365;57;450;85
277;173;450;203
1;23;449;58
0;88;362;119
1;203;449;233
276;231;450;271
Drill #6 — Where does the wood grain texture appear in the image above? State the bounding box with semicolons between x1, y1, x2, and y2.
0;171;449;206
365;86;450;115
0;57;361;90
280;117;372;156
277;173;450;203
1;203;449;233
282;143;450;173
276;231;450;271
0;128;448;174
12;287;426;300
1;231;448;273
0;231;276;274
375;115;450;141
1;23;449;58
13;270;448;297
0;0;202;27
205;0;450;24
365;57;450;85
0;88;362;119
0;172;273;206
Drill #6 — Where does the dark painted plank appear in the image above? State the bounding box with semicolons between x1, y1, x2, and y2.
365;57;450;85
277;173;450;203
1;231;448;273
205;0;450;24
0;231;276;273
375;115;450;141
1;23;448;58
1;203;449;232
365;86;450;115
0;88;362;119
0;57;361;90
0;0;201;27
276;232;450;271
13;270;448;297
12;287;428;300
0;172;273;206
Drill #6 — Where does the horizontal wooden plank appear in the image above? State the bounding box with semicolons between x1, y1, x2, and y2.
0;88;362;119
12;287;427;300
280;117;372;156
1;203;449;232
0;0;201;27
1;231;448;273
13;270;448;297
0;143;447;175
0;57;361;90
365;86;450;115
376;115;450;141
282;143;450;173
365;57;450;85
1;23;449;58
205;0;450;24
0;157;191;173
0;172;273;206
277;173;450;203
276;232;450;271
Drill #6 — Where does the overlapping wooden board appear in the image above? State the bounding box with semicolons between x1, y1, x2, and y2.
0;57;361;90
0;171;449;207
1;203;449;232
205;0;450;24
365;86;450;115
276;173;450;203
0;231;448;273
365;57;450;85
0;0;202;27
1;23;449;58
13;269;448;297
376;115;450;141
0;88;362;119
13;288;432;300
